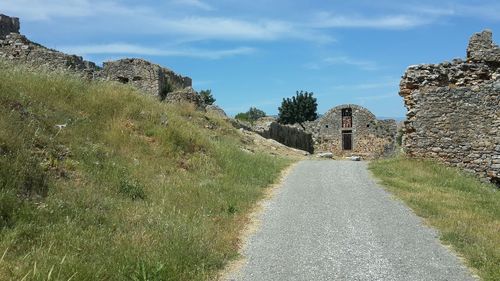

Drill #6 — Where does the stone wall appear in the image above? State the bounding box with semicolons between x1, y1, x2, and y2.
0;14;193;100
101;58;192;99
300;104;397;158
257;121;314;153
0;33;99;78
0;14;19;38
400;30;500;185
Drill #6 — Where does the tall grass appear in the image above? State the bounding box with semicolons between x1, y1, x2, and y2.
370;157;499;281
0;62;290;280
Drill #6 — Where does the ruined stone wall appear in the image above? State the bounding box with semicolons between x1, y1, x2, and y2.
0;33;99;78
101;59;192;99
0;14;19;38
300;104;397;158
400;30;500;185
0;14;193;100
259;122;314;153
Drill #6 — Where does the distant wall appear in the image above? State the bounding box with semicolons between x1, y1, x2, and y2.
101;59;192;98
400;30;500;185
301;104;397;158
260;122;314;153
0;14;19;38
0;14;193;99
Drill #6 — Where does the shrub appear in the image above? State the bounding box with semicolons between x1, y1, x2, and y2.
199;89;215;105
278;91;318;128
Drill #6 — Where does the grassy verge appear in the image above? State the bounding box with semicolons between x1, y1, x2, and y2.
369;157;499;281
0;62;291;280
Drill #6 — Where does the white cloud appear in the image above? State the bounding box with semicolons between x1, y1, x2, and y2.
172;0;214;11
307;56;379;71
311;12;430;29
59;43;256;59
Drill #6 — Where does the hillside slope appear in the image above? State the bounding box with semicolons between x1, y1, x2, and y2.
0;63;290;280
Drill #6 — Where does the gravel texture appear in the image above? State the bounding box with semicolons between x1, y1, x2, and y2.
227;160;476;281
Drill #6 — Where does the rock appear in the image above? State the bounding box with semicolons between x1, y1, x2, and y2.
350;156;361;161
317;152;333;159
206;104;228;119
163;87;202;108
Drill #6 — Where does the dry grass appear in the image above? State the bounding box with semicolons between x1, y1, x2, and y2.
370;157;500;281
0;62;291;280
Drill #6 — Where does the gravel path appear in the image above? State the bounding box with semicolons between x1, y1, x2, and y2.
227;160;475;281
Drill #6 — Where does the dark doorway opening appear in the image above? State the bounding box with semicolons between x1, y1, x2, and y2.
342;130;352;150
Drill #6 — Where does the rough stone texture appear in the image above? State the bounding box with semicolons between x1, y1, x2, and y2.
206;104;228;119
252;117;314;153
299;104;397;159
400;30;500;185
260;122;314;154
0;33;99;78
0;14;194;101
163;87;203;108
101;58;192;98
0;14;19;38
467;29;500;63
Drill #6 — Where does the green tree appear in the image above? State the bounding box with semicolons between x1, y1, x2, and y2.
199;89;215;105
235;107;266;123
278;91;318;128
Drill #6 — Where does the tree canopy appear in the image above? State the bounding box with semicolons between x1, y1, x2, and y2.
278;91;318;127
199;89;215;105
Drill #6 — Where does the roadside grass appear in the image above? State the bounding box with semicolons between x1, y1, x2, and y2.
369;157;500;281
0;62;290;280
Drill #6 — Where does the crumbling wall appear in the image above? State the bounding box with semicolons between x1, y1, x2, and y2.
0;33;99;78
400;30;500;185
0;14;19;38
101;59;192;98
0;14;193;100
300;104;397;158
259;122;314;153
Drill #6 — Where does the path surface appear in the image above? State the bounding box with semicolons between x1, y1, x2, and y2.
227;160;475;281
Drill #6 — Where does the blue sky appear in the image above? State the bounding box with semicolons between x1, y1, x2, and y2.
1;0;499;117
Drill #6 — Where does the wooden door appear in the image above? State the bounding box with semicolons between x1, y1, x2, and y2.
342;131;352;150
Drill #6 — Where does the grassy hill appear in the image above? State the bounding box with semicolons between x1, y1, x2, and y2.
0;62;290;280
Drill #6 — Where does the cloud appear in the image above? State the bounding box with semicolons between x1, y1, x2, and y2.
306;56;379;71
310;12;431;29
172;0;214;11
59;43;256;59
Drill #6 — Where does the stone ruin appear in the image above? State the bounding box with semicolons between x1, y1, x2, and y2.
0;14;19;38
101;58;192;99
400;30;499;185
251;117;314;153
0;14;194;102
300;104;397;158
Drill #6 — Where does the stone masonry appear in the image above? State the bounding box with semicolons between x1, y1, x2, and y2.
300;104;397;158
400;30;500;185
0;14;192;100
0;14;19;38
101;58;192;99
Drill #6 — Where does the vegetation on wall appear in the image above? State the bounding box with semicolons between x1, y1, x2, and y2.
278;91;318;128
0;62;289;281
199;89;215;105
235;107;266;123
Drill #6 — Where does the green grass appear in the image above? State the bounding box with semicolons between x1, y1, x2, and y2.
369;157;500;281
0;62;290;280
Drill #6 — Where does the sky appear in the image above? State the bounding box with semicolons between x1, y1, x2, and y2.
1;0;499;118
